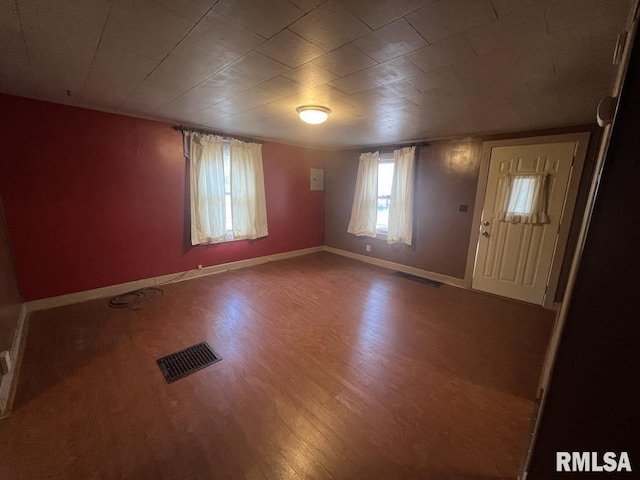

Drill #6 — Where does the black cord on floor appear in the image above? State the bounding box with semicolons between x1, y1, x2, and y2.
108;287;164;310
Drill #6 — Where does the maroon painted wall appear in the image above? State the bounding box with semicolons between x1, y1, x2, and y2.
528;29;640;477
0;198;22;352
0;94;325;301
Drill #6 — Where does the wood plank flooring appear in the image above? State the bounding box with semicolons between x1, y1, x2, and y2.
0;252;554;479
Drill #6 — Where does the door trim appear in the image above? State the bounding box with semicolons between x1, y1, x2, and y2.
463;132;591;309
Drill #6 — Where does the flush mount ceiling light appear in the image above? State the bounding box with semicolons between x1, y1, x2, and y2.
296;105;332;124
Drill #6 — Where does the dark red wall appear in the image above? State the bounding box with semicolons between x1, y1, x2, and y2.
0;94;325;301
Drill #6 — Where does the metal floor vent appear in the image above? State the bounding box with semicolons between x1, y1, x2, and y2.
393;271;443;287
156;342;222;384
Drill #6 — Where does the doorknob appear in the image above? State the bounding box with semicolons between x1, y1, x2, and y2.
481;231;490;238
482;221;489;226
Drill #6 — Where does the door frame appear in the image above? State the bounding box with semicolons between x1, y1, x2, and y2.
463;132;591;309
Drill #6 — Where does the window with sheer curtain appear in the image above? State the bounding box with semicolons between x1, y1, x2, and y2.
497;173;550;224
347;146;416;245
184;132;268;245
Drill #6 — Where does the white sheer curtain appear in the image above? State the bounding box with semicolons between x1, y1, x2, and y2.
230;139;268;240
347;151;379;237
388;146;415;245
187;133;226;245
497;173;550;224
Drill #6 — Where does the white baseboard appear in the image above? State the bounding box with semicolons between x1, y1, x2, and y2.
24;245;464;312
322;246;465;288
0;303;28;418
25;246;324;312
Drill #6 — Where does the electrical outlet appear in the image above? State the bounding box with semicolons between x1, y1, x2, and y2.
197;264;203;270
365;244;371;252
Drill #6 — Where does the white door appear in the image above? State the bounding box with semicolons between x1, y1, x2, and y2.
472;142;576;305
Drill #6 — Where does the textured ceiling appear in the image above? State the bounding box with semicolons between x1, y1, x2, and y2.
0;0;634;148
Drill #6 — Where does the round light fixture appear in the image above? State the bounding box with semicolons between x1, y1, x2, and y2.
296;105;332;124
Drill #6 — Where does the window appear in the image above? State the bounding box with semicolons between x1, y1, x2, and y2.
376;153;394;235
497;173;551;224
186;132;268;245
506;176;537;215
223;141;232;236
347;147;415;245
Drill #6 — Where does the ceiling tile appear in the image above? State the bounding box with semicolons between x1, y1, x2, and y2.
282;84;350;109
489;0;542;18
151;61;214;92
188;11;264;57
282;62;338;88
256;29;325;68
259;76;305;96
515;54;555;83
407;35;477;73
82;67;149;108
406;66;460;92
342;0;436;30
329;56;422;94
185;106;231;126
510;22;590;66
371;57;424;85
224;102;290;125
0;1;21;33
213;0;304;38
342;91;419;115
452;49;522;96
212;87;281;114
590;11;631;50
0;27;35;98
287;0;325;12
311;45;377;77
288;0;371;51
91;42;160;77
166;78;242;108
353;19;427;62
374;80;422;98
18;2;106;48
24;28;96;66
110;0;195;44
102;20;175;61
464;5;547;56
231;52;291;81
328;68;381;94
198;65;265;98
407;0;496;44
19;0;112;28
543;0;631;34
297;84;351;103
170;37;240;71
119;79;182;113
149;0;216;22
153;91;213;117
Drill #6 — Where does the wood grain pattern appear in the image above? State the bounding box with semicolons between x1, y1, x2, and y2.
0;253;554;479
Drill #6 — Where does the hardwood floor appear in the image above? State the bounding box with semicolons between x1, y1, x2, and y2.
0;252;554;479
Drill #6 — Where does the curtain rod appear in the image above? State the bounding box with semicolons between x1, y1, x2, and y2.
360;141;429;153
172;125;263;144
